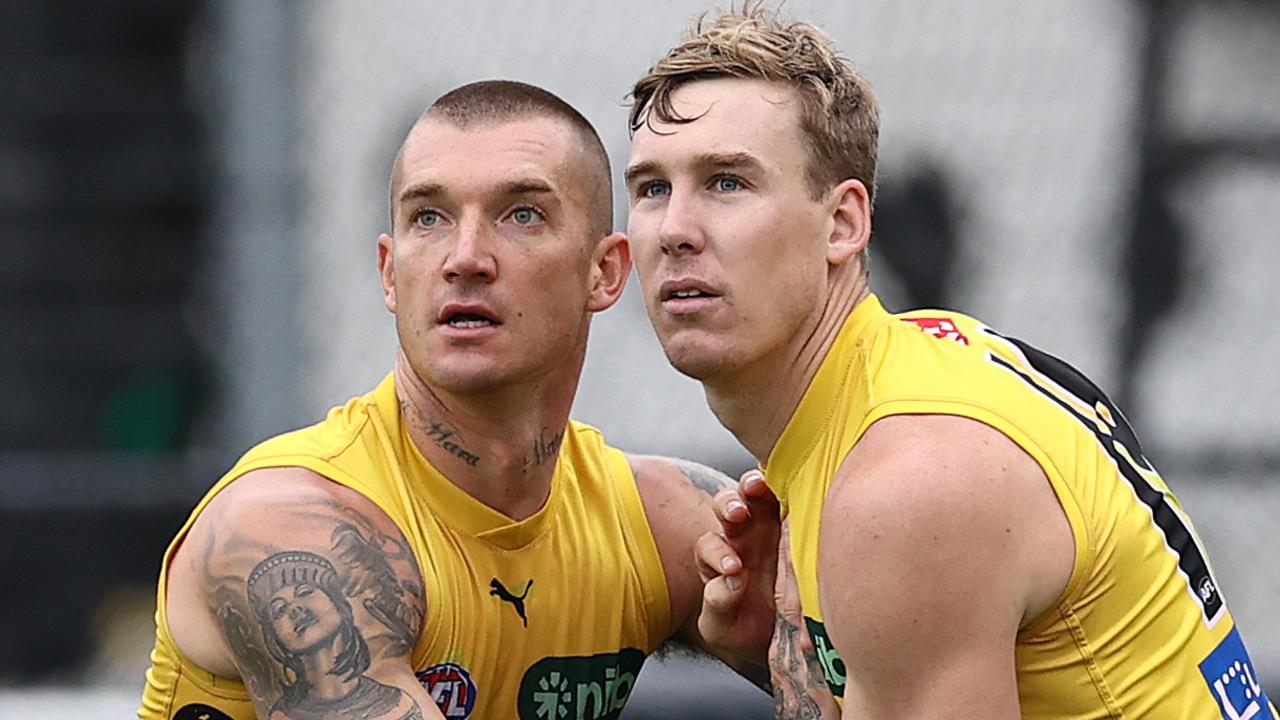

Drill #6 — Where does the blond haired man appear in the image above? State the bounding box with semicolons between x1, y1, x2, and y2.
626;7;1275;718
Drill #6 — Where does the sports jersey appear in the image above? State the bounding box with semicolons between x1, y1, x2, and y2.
766;293;1275;719
138;373;670;720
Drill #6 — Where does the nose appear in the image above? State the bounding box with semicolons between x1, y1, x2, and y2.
657;190;705;257
441;216;497;283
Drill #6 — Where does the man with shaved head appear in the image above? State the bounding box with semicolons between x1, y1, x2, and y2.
139;80;765;720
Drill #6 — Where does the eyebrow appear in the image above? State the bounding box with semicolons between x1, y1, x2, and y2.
399;178;558;205
625;151;766;185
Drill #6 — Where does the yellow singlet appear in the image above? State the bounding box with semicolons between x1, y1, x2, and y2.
766;294;1275;719
138;373;670;720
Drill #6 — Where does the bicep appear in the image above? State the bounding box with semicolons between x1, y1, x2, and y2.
819;417;1034;719
194;468;441;719
629;455;729;643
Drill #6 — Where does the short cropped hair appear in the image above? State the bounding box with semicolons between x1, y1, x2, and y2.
628;4;879;205
390;80;613;235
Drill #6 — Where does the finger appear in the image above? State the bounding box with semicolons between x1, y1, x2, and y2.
694;531;743;583
739;469;780;510
713;488;750;525
702;574;746;613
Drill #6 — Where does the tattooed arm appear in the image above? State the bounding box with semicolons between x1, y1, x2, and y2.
169;467;443;720
628;455;774;694
770;524;839;719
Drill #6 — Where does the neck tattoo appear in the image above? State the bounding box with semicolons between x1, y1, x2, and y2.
425;422;481;467
523;426;565;473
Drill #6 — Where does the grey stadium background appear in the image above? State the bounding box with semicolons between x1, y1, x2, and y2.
1;0;1278;716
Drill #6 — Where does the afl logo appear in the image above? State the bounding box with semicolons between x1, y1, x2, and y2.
1198;576;1218;604
418;662;478;718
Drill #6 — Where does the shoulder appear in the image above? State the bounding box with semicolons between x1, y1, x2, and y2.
628;454;737;501
187;466;425;639
195;467;391;538
821;413;1073;637
831;414;1061;557
807;414;1074;715
192;465;420;577
162;461;424;686
828;414;1043;558
625;455;730;550
174;466;431;712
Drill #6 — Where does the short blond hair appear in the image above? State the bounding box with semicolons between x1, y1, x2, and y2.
629;4;879;204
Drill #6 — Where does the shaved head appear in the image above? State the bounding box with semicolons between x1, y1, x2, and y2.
389;80;614;237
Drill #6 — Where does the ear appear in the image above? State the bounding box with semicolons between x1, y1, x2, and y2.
377;233;397;313
826;178;872;267
586;232;632;313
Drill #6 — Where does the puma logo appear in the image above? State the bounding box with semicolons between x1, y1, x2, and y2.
489;577;532;627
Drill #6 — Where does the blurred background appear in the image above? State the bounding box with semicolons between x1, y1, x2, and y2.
2;0;1278;716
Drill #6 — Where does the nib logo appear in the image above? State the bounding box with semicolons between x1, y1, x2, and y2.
518;649;645;720
534;670;573;719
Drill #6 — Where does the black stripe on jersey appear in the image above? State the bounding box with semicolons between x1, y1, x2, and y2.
984;332;1224;626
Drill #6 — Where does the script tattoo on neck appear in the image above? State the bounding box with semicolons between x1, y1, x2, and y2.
425;422;480;467
522;426;565;473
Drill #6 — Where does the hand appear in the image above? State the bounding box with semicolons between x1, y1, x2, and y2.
770;522;841;719
694;469;782;664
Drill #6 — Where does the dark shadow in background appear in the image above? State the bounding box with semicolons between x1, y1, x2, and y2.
873;163;961;312
1118;0;1280;431
0;0;211;681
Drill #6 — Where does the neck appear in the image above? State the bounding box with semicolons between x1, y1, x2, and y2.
302;636;357;700
394;344;584;521
706;265;869;463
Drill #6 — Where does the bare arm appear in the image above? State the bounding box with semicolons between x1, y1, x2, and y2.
186;467;443;719
809;415;1073;719
628;455;774;693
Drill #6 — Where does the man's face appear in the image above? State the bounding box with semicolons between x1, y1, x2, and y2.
380;117;620;395
626;78;834;381
267;581;343;655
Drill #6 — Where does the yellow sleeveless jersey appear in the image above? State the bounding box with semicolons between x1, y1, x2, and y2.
766;294;1275;719
139;373;670;720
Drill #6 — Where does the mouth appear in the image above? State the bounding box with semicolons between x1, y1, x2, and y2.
658;279;722;313
438;304;502;329
292;613;316;636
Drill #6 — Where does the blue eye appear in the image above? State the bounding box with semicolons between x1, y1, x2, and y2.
415;209;440;227
642;181;671;199
510;206;544;226
714;176;741;192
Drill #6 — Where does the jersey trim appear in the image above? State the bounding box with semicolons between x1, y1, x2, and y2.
982;331;1226;629
605;447;673;653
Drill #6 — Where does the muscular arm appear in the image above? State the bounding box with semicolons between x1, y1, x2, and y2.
628;455;773;693
180;467;442;720
811;415;1073;719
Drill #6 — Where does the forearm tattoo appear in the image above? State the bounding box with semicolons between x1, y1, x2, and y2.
675;459;735;498
770;612;833;720
205;499;427;719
